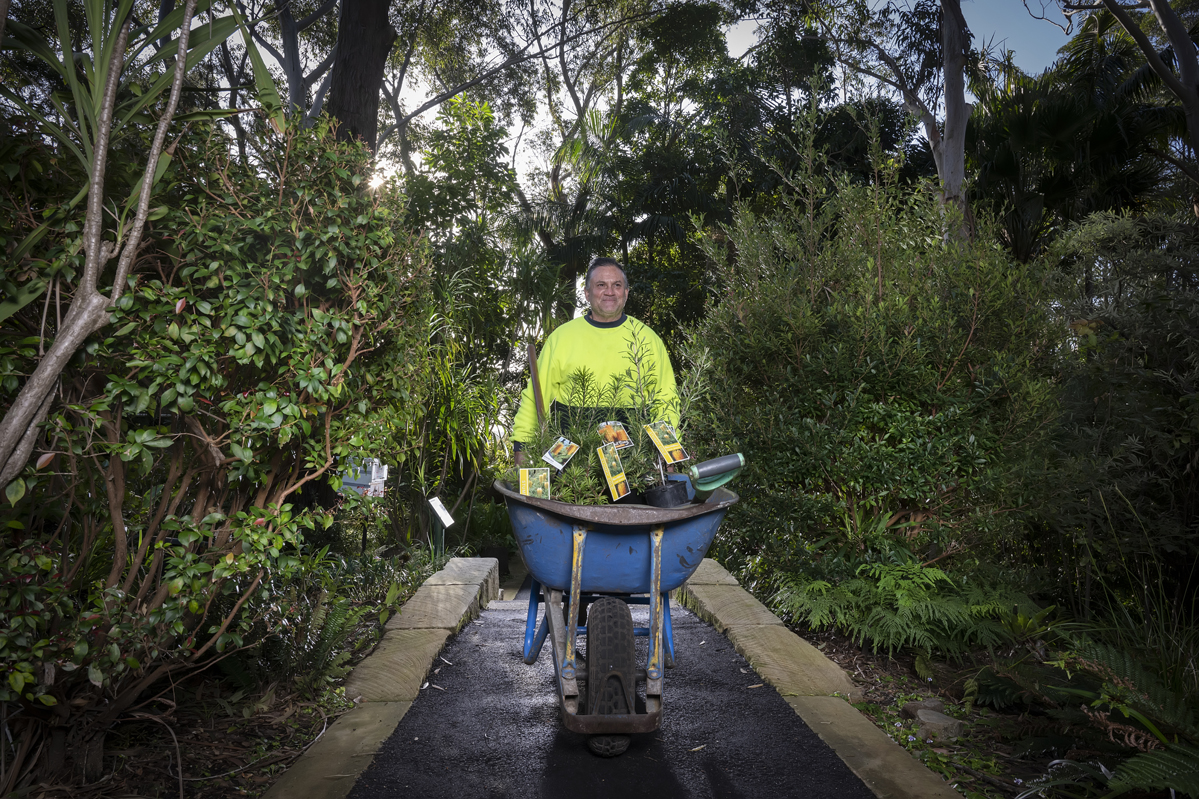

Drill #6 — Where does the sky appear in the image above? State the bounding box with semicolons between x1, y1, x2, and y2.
962;0;1073;74
726;0;1075;76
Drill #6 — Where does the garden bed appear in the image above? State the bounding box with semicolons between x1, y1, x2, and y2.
799;626;1173;799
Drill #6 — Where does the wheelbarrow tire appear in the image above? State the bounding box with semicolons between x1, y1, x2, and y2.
585;597;636;758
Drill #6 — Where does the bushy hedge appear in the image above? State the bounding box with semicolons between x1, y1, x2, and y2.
0;120;430;780
685;169;1060;592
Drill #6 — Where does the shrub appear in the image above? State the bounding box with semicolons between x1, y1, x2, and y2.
685;162;1059;585
0;120;431;783
1032;212;1199;619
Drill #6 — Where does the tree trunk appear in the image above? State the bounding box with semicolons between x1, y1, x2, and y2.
0;0;196;484
0;0;11;49
277;0;306;112
938;0;971;233
326;0;396;150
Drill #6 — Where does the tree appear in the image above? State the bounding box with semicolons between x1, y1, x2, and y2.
231;0;339;124
808;0;974;227
326;0;395;148
0;120;433;784
513;1;721;319
1057;0;1199;188
967;18;1169;260
0;0;229;486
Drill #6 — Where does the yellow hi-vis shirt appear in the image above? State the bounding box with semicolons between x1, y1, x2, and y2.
511;314;679;444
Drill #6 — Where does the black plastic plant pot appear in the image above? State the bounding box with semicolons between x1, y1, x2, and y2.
644;480;690;508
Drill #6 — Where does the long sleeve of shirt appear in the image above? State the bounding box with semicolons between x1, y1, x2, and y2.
511;314;679;444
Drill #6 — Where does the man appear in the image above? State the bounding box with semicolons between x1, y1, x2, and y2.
512;257;679;463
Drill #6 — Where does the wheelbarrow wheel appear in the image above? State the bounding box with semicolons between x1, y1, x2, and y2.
585;597;635;757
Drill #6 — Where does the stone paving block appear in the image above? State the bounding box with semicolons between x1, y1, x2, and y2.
425;557;499;603
344;629;449;702
386;582;480;631
686;558;740;585
678;582;785;633
787;696;959;799
727;623;862;700
261;701;411;799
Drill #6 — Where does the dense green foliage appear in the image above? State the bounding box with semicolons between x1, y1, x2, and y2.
4;0;1199;794
686;136;1058;587
0;118;435;781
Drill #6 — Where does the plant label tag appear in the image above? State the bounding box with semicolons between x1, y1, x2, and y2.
519;468;551;499
428;496;455;527
596;421;634;449
542;436;580;470
598;443;630;501
644;420;689;464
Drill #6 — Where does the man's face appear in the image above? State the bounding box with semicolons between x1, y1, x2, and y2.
585;265;628;323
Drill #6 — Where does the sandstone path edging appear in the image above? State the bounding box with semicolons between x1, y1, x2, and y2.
261;557;499;799
677;558;959;799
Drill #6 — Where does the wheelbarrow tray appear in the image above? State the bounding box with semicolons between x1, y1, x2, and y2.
495;479;739;740
494;480;738;594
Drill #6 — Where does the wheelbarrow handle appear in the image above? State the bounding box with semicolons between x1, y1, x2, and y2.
688;454;745;492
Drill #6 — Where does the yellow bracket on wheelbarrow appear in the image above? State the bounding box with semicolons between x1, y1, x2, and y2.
561;525;587;681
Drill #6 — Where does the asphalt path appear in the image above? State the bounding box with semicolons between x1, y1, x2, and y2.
349;598;874;799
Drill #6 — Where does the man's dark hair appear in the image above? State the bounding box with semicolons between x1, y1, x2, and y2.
585;257;627;288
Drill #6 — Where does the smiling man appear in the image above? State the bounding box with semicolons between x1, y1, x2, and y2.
512;257;679;463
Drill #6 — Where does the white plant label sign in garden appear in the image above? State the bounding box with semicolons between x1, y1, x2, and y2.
428;496;455;528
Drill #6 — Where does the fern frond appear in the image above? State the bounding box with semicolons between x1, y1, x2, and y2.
1108;743;1199;796
1071;641;1199;738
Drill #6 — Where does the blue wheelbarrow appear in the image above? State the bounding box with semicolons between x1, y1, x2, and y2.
494;477;739;754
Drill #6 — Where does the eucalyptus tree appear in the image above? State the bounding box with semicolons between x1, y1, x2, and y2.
805;0;974;229
230;0;339;125
513;0;723;318
224;0;665;155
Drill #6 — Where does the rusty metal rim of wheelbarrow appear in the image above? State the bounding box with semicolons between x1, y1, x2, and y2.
493;479;738;525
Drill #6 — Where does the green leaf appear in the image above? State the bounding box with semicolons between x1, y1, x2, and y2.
132;0;217;62
5;478;26;505
117;15;239;130
87;663;103;687
123;150;173;212
38;693;58;706
231;7;286;134
0;279;47;325
173;108;241;122
7;671;25;693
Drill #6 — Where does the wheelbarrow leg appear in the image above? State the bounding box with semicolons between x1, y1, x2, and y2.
645;526;665;712
544;588;579;714
663;591;675;668
523;578;549;665
562;526;587;682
